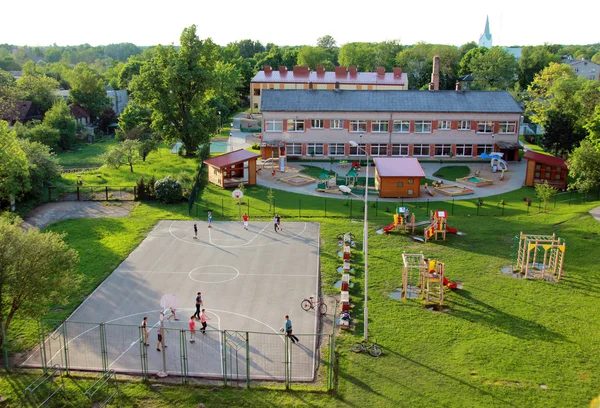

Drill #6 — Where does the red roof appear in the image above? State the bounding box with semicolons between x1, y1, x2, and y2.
523;151;567;169
69;104;90;119
373;158;426;177
203;149;261;168
252;70;407;86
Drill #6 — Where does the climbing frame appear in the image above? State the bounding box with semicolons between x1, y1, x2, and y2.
401;253;445;306
514;232;566;281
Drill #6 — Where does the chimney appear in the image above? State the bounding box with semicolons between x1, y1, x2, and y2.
308;81;313;90
428;82;435;91
293;66;309;76
393;67;402;78
431;56;440;91
264;65;272;75
349;66;357;76
316;66;325;75
377;67;385;76
335;66;347;77
455;81;461;91
278;66;287;75
334;81;340;91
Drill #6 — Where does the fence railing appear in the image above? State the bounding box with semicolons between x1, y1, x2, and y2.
43;186;136;202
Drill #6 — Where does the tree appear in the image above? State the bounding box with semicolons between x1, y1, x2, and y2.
68;62;110;119
234;39;265;59
517;45;560;90
339;42;377;71
0;121;30;210
396;42;435;89
16;74;60;115
297;46;329;70
585;105;600;146
535;181;558;212
542;110;585;157
20;121;61;149
567;140;600;192
524;63;576;125
104;43;141;61
131;25;218;155
0;69;19;121
460;47;518;90
18;139;62;195
0;216;79;348
103;139;141;172
117;59;143;91
214;61;243;108
317;35;336;49
98;108;117;134
43;99;77;150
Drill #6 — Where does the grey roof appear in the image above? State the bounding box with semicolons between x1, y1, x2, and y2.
260;90;522;114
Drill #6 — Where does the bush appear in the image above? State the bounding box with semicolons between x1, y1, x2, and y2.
154;176;183;203
136;176;147;200
251;143;260;150
147;175;156;199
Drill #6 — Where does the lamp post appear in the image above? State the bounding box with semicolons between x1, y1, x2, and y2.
340;139;369;341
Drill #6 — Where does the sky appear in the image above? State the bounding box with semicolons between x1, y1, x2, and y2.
1;0;598;48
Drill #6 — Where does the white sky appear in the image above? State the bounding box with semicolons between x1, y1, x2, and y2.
1;0;598;48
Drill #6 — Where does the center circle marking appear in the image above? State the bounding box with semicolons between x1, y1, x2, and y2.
188;265;240;283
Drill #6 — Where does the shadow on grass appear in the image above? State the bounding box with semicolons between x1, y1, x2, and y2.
449;290;566;342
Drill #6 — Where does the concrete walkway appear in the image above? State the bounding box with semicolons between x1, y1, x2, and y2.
23;201;136;230
590;206;600;223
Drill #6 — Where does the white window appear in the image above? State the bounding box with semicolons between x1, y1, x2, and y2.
370;144;388;156
434;144;452;156
459;120;471;130
438;120;451;130
498;121;516;134
329;143;345;156
413;144;430;156
371;120;389;133
477;121;493;133
391;144;409;156
415;121;432;133
455;144;473;157
311;119;324;129
349;120;367;132
287;119;305;132
477;145;493;155
286;143;302;156
349;143;366;156
266;120;283;132
307;143;324;156
407;189;414;195
393;120;410;133
330;119;344;129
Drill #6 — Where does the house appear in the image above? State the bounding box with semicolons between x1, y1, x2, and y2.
523;151;568;190
105;87;129;115
250;65;408;113
0;100;39;125
373;158;426;198
69;105;91;125
203;149;261;189
565;58;600;80
259;87;523;163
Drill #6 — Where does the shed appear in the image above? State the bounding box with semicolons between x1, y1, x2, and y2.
203;149;261;189
523;151;568;190
373;158;426;198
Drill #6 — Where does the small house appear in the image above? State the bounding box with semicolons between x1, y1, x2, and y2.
373;158;426;198
523;151;568;190
203;149;261;189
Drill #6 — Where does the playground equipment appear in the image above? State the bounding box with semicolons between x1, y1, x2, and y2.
383;208;462;241
400;254;461;306
514;232;566;281
424;183;435;196
481;152;508;173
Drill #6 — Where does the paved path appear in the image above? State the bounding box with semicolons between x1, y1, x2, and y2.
23;201;136;230
590;206;600;223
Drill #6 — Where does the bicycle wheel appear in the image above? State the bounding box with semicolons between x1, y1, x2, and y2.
318;302;328;315
368;345;382;357
350;342;364;353
301;299;312;311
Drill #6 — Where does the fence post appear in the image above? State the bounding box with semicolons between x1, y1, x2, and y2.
245;332;250;389
273;198;276;216
100;323;107;372
350;198;352;218
248;198;251;218
222;330;228;386
324;198;327;218
62;323;69;375
40;321;47;370
299;199;301;218
375;198;378;216
285;336;290;390
77;186;80;201
105;186;109;201
452;199;455;216
221;199;224;219
502;201;505;216
139;326;148;379
477;201;480;216
554;194;557;209
426;199;429;214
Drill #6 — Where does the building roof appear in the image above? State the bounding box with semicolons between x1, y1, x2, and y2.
523;150;567;169
203;149;261;168
261;90;522;113
70;105;89;119
566;58;600;68
252;70;407;86
373;158;426;178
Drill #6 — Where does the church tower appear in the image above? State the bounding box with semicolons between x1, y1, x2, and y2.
478;16;492;48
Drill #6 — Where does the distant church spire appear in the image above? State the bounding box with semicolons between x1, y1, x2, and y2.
479;15;492;49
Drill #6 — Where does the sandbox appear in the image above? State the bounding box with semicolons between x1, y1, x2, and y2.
455;176;494;187
434;184;474;196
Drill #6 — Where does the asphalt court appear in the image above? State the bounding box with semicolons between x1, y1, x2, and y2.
26;220;321;381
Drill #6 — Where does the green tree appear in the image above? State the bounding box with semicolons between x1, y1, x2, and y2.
0;121;30;209
131;25;218;155
339;42;376;71
214;61;243;108
20;121;60;149
460;47;518;89
117;59;143;91
535;181;558;212
542;110;586;157
18;138;62;195
0;216;79;348
517;45;560;90
567;139;600;192
524;63;576;125
43;99;77;150
68;62;110;119
103;139;141;172
16;74;60;115
396;42;435;89
585;105;600;146
297;46;329;69
317;35;336;49
234;39;265;59
0;69;19;121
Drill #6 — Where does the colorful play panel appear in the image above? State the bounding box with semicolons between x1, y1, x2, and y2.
434;184;474;196
455;176;494;187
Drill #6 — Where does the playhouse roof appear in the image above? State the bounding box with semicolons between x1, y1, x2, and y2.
203;149;260;168
373;158;426;177
523;151;567;169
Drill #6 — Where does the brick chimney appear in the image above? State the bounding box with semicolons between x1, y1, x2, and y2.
335;66;348;77
377;67;385;76
393;67;402;78
349;66;357;76
316;66;325;75
334;81;340;91
293;66;309;76
264;65;272;75
430;56;440;91
278;66;287;75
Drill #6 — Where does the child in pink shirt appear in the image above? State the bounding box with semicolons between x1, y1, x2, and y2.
188;316;196;343
200;309;211;334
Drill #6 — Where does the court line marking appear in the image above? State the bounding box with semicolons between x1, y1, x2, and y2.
116;270;315;278
188;265;240;284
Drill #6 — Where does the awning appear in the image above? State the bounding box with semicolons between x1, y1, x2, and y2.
495;141;523;150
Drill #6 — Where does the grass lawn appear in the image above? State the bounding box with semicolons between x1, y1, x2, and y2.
56;138;118;167
432;165;471;180
3;181;600;407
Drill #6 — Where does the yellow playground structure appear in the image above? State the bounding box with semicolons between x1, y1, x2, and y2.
383;208;459;242
514;232;566;281
400;254;461;306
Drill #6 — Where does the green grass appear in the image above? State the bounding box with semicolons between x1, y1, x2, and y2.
519;135;549;155
432;165;471;180
57;138;118;167
4;179;600;407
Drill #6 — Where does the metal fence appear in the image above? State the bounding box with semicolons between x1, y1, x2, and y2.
43;186;136;202
21;320;334;390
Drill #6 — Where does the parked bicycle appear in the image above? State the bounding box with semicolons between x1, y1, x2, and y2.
350;339;382;357
301;296;327;315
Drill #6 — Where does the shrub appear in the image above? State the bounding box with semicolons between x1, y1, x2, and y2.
136;176;147;200
154;176;183;203
147;175;156;199
251;143;260;150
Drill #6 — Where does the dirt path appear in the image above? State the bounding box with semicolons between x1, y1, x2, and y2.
23;201;136;230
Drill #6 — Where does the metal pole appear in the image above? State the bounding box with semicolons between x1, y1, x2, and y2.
245;332;250;389
363;150;369;341
158;312;167;377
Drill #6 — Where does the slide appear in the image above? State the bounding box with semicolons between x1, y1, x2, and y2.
425;185;435;196
382;223;396;233
443;276;461;289
496;158;508;171
446;226;458;234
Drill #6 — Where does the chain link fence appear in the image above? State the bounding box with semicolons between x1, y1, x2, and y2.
42;185;136;202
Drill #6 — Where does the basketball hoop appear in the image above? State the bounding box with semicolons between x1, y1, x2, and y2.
232;189;243;200
160;294;179;310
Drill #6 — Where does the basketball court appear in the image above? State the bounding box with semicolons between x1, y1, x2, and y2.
24;220;322;382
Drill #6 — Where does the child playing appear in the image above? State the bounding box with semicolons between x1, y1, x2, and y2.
200;309;211;334
189;315;196;343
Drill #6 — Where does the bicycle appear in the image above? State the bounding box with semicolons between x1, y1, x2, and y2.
350;339;382;357
301;296;327;315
